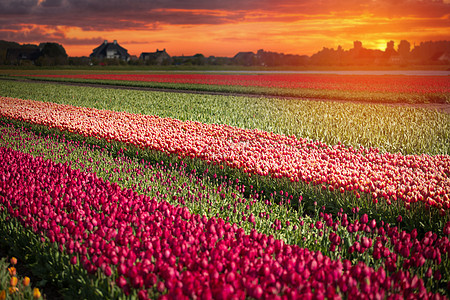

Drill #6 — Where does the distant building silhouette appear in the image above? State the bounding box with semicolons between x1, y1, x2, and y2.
140;49;171;65
233;52;256;66
90;40;130;61
310;41;385;66
233;50;307;66
410;40;450;64
6;47;40;64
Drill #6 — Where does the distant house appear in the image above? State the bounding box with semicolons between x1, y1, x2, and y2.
90;40;130;61
5;47;40;64
139;49;171;65
433;51;450;64
388;54;402;65
233;52;256;66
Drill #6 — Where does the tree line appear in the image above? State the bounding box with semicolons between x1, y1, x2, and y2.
1;39;449;67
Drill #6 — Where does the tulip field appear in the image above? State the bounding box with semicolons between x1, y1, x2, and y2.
0;77;449;299
14;73;450;104
1;80;449;156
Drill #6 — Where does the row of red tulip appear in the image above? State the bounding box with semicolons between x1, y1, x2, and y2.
1;97;448;213
1;146;447;299
25;74;450;94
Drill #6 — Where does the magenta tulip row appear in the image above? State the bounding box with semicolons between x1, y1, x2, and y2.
314;208;450;282
1;146;446;299
0;97;449;213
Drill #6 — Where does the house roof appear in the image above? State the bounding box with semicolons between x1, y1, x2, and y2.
90;40;130;59
140;49;170;60
233;51;255;59
141;49;167;55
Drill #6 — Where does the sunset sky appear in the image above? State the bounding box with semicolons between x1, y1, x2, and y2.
0;0;449;57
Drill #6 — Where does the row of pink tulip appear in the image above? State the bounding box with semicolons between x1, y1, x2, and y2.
1;97;448;214
1;146;447;299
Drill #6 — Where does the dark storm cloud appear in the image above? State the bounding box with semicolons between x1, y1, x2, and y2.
0;0;255;30
0;26;62;42
0;25;103;45
40;0;62;7
0;0;38;14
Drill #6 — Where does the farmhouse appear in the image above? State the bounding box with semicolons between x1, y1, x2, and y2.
233;51;256;66
90;40;130;61
139;49;171;65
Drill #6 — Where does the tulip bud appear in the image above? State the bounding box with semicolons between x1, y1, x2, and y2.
349;245;355;254
226;271;236;283
315;221;323;230
157;281;165;293
444;221;450;236
23;277;30;287
116;276;128;289
10;257;17;266
33;288;41;299
433;270;442;281
253;285;263;299
10;277;18;287
104;265;112;277
373;249;381;260
369;219;376;229
361;237;372;249
132;275;144;289
138;290;148;300
360;214;368;224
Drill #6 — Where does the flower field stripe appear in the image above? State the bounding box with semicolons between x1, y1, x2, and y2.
23;74;450;95
2;80;449;156
1;97;449;214
1;146;447;299
1;122;449;295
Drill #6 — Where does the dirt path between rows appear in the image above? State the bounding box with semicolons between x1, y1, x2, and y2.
4;78;450;114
